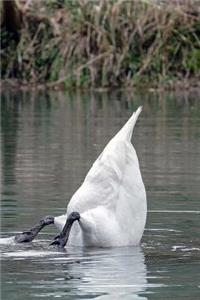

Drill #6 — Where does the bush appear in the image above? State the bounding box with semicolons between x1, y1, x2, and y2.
1;0;200;89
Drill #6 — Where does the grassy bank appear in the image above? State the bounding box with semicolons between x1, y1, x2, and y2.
1;0;200;90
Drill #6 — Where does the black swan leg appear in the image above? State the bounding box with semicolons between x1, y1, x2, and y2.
50;212;80;248
14;215;54;243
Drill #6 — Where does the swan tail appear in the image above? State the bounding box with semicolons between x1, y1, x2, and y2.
115;106;142;142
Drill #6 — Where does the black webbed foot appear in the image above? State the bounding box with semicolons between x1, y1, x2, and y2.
50;235;66;248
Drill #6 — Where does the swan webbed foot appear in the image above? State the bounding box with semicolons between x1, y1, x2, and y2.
50;235;66;248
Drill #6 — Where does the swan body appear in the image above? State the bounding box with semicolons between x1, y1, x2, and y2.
54;107;147;247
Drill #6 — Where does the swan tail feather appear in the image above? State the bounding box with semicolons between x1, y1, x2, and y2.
115;106;142;142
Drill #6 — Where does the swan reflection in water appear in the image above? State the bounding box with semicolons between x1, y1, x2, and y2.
73;246;147;300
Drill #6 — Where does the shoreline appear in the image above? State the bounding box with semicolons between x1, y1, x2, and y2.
1;78;200;93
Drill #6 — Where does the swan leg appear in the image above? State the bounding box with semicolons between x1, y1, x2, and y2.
50;212;80;248
14;215;54;243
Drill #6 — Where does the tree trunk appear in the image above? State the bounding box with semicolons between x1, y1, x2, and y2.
1;0;23;33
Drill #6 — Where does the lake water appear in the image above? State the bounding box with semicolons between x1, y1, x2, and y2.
1;89;200;300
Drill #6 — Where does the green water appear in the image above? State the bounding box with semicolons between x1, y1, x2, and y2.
1;90;200;300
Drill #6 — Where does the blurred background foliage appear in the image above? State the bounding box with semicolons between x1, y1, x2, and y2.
1;0;200;89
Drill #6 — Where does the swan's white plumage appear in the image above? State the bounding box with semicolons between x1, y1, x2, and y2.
54;106;147;247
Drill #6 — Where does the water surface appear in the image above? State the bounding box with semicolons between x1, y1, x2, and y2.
1;90;200;299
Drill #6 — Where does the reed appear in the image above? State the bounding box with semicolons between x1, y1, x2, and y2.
1;0;200;89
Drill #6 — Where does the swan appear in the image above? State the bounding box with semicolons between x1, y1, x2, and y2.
14;106;147;248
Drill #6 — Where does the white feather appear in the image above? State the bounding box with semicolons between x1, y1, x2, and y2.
54;106;147;247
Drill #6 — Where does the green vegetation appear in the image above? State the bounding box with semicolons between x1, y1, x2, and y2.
1;0;200;89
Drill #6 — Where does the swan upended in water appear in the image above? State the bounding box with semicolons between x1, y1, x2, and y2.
15;106;147;248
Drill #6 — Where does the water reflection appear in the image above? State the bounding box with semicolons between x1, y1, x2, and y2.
1;244;147;300
55;247;147;300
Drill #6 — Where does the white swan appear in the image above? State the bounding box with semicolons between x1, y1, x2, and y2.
13;106;146;247
53;106;147;247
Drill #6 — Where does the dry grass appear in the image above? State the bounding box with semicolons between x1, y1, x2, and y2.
1;0;200;89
